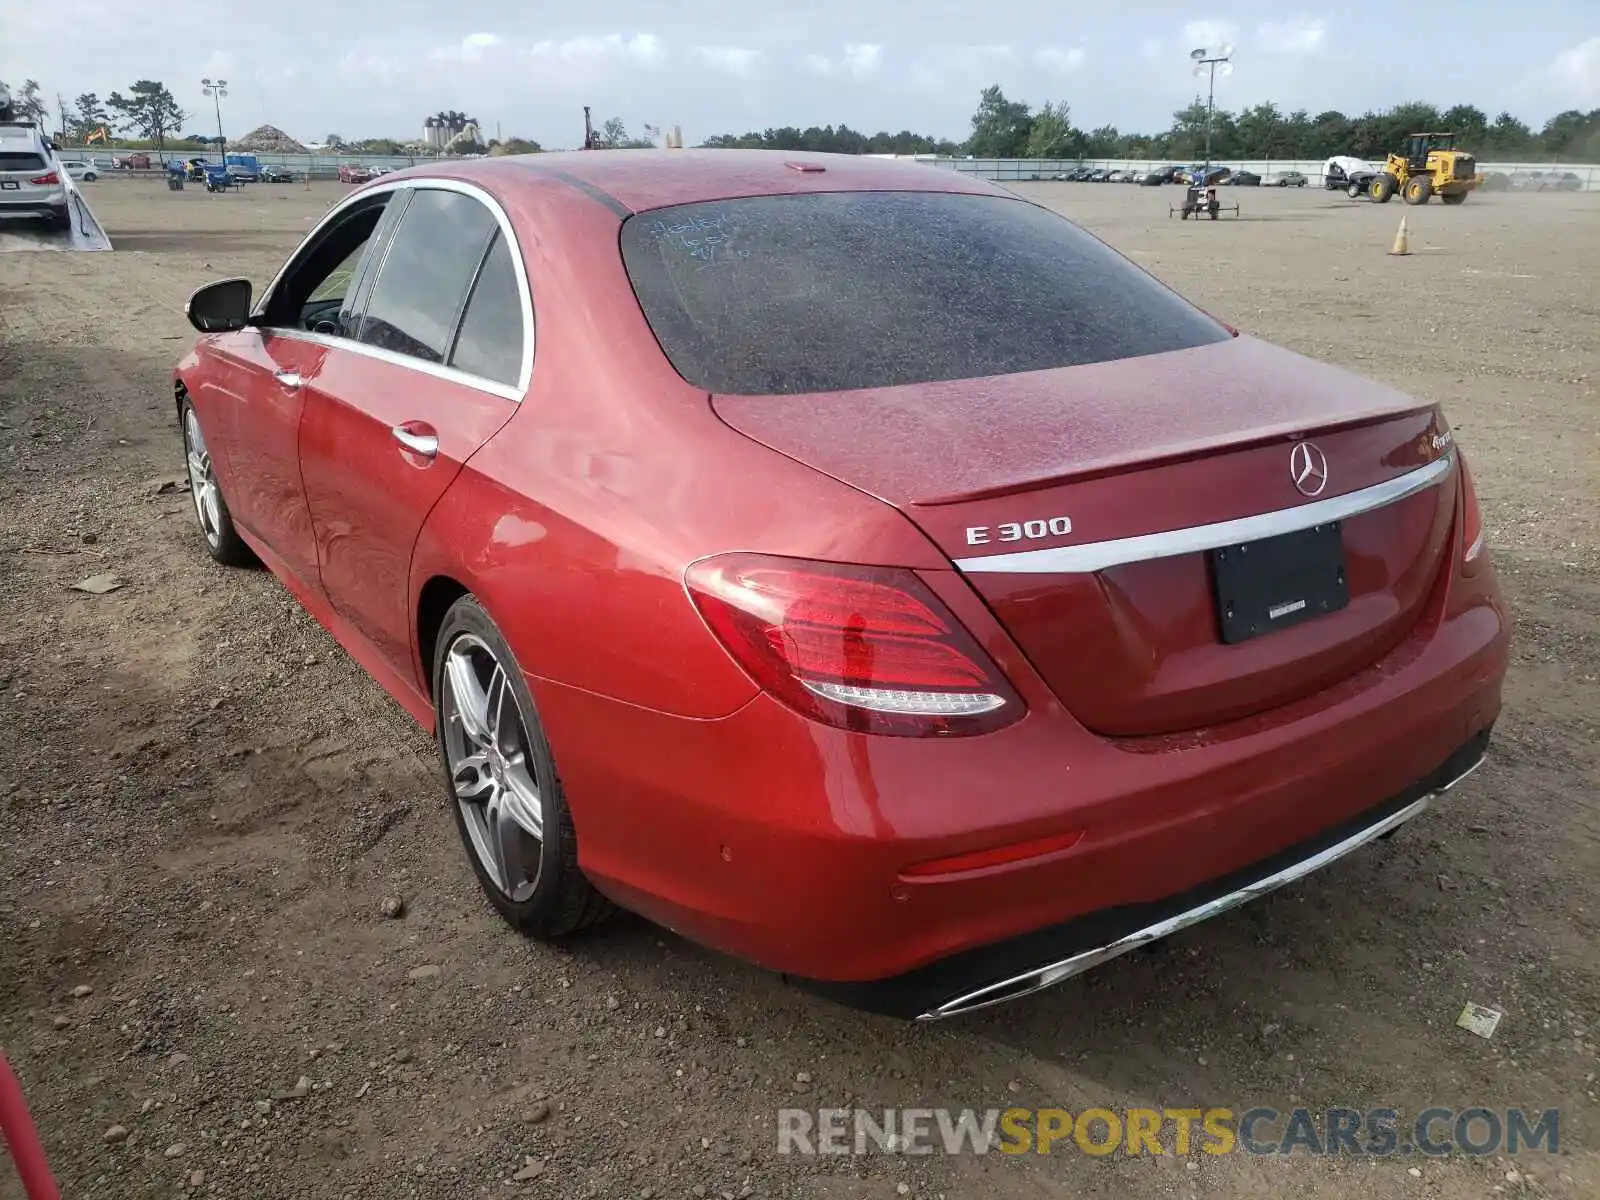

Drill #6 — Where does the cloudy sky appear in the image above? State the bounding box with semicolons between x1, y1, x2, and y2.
2;2;1596;148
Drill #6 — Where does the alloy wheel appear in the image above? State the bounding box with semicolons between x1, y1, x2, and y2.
440;633;545;901
183;408;222;549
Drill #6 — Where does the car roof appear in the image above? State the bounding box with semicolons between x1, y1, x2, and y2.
391;149;1005;215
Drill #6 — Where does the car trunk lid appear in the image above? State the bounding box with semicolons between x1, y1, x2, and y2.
712;336;1460;736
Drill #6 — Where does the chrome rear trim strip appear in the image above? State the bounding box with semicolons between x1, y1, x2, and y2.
953;451;1455;575
917;781;1460;1020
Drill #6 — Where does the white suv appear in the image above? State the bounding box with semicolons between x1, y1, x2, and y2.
0;120;69;229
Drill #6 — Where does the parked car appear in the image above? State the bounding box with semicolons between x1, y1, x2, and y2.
114;152;151;170
1274;170;1308;187
259;164;296;183
224;153;261;182
1507;170;1583;193
338;163;376;184
174;151;1508;1021
56;158;100;182
0;121;69;229
1228;169;1262;186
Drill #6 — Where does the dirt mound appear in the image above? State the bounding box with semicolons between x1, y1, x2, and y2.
232;124;307;153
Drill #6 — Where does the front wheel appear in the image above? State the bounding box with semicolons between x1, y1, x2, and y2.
180;397;255;566
433;597;616;939
1347;181;1365;199
1370;174;1398;203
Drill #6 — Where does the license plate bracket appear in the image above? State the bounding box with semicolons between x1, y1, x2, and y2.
1210;522;1349;644
0;181;20;190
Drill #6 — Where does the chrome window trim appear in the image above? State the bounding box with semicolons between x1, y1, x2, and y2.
250;176;534;400
953;451;1455;575
255;327;526;403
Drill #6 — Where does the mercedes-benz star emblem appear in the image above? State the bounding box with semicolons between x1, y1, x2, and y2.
1289;441;1329;498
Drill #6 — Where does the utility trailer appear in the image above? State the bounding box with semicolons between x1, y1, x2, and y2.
0;108;112;252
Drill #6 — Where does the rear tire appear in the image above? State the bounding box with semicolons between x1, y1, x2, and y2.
1403;175;1433;205
432;596;617;939
1441;191;1467;206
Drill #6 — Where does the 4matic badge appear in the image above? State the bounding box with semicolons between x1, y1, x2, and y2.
965;515;1073;546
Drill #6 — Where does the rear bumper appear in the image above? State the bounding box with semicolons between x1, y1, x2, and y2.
534;548;1508;1008
0;192;66;215
796;728;1489;1019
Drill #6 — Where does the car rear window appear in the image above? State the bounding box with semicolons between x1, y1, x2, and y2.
0;152;47;172
619;190;1231;395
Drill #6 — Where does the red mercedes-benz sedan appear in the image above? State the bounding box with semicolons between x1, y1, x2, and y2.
174;150;1508;1019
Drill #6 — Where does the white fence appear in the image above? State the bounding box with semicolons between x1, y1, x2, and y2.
925;157;1600;192
76;147;1600;191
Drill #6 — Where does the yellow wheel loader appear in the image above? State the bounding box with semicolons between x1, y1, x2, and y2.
1368;132;1480;206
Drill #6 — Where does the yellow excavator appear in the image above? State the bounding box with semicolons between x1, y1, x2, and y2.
1369;131;1480;206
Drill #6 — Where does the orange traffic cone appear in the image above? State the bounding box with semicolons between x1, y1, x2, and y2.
1388;215;1411;256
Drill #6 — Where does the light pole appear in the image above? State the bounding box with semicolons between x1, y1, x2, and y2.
1188;46;1234;171
201;77;228;160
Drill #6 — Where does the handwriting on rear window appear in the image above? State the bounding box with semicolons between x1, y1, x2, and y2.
647;214;750;269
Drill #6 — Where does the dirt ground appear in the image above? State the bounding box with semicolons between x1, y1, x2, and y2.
1;178;1596;1200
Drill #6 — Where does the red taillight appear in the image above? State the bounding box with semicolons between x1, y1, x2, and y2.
685;553;1024;737
29;171;59;185
1459;453;1486;566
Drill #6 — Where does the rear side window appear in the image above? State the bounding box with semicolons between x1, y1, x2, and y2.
620;191;1230;395
0;152;47;172
447;232;524;386
359;188;497;364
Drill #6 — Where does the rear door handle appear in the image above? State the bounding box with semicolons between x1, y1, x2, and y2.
392;423;438;458
273;369;303;390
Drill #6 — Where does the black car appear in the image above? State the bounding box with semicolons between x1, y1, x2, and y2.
1324;162;1378;197
1229;169;1262;186
259;165;296;183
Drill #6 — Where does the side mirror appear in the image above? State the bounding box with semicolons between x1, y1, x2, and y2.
186;278;254;333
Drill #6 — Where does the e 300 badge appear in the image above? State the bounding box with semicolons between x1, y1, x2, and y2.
965;516;1073;547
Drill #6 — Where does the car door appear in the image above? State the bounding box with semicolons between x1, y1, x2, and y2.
296;183;529;682
199;190;402;588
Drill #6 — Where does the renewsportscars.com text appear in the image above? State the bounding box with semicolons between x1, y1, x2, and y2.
776;1106;1560;1157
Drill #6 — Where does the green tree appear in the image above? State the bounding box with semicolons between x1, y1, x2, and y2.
1235;102;1286;157
1538;109;1600;160
966;85;1033;157
596;117;655;149
1441;104;1489;149
695;86;1590;165
106;81;185;159
0;79;51;125
1023;100;1074;159
69;92;111;140
1082;125;1121;158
